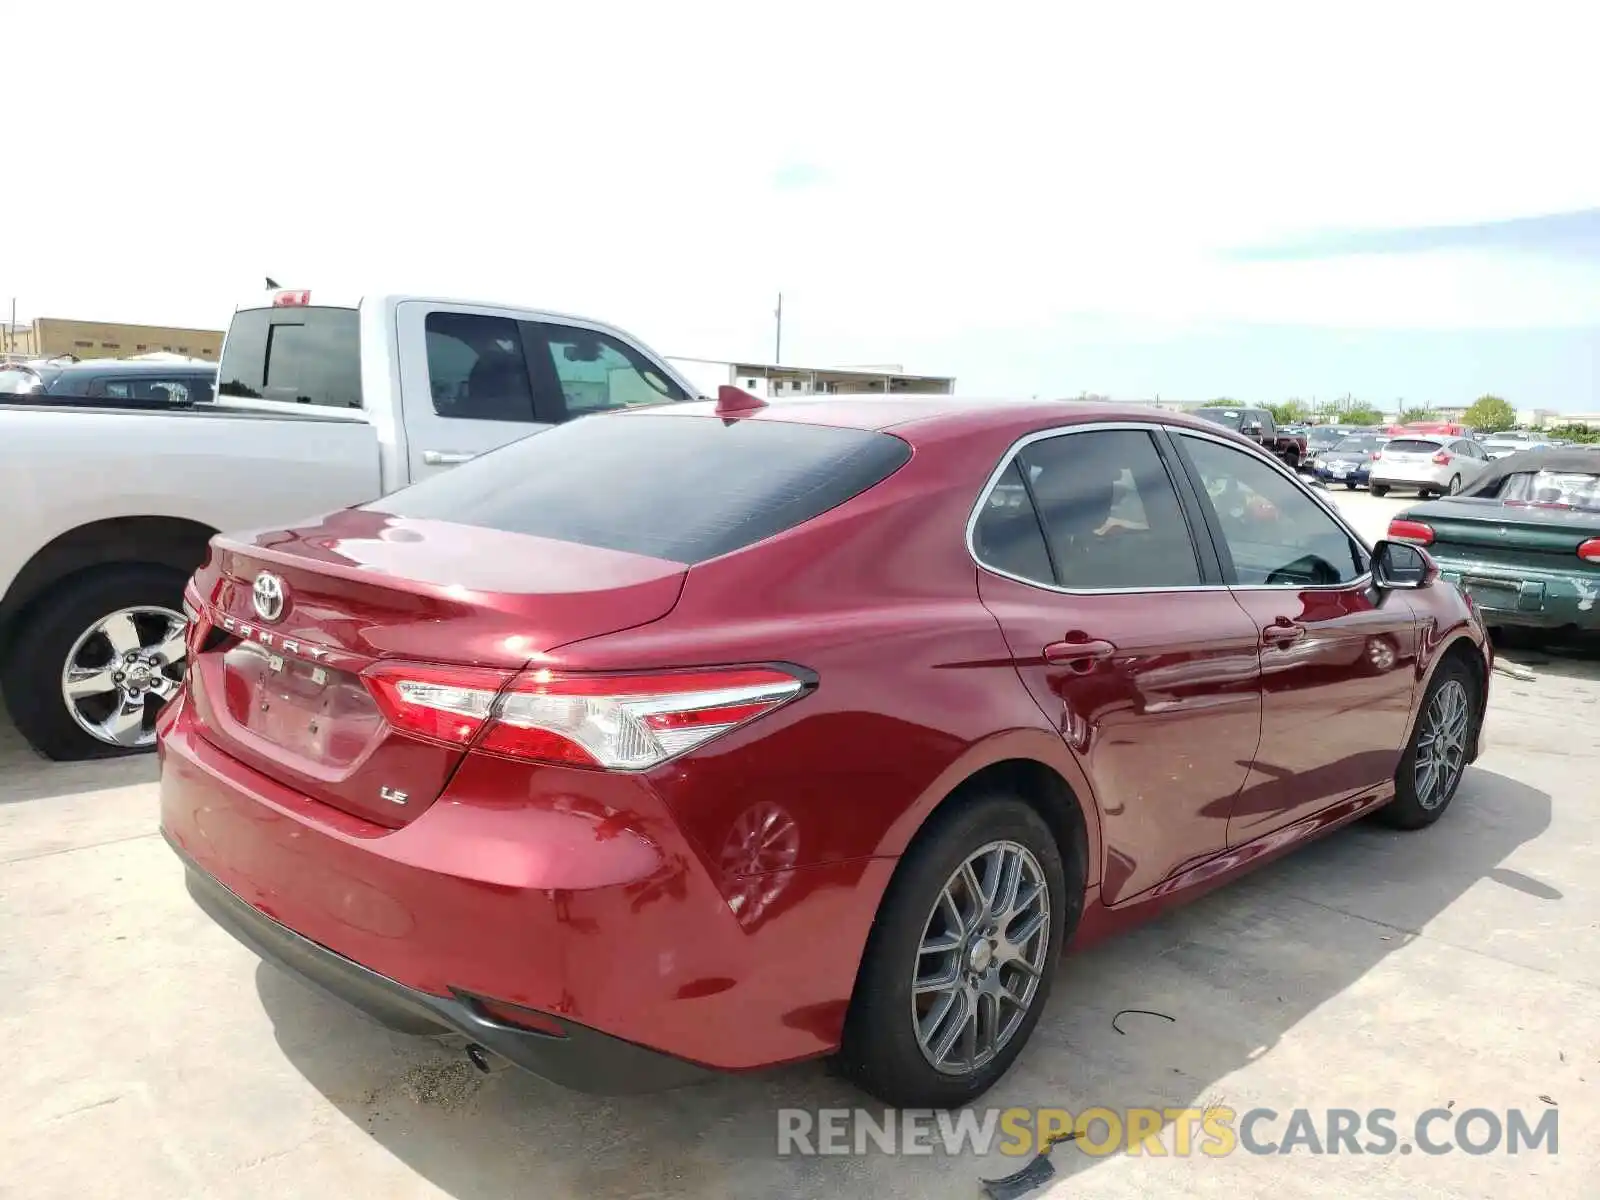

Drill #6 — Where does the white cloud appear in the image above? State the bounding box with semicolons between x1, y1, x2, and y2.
7;0;1600;354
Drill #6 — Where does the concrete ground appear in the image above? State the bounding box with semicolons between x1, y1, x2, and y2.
2;488;1596;1199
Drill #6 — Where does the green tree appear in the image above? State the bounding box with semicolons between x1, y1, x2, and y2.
1400;406;1437;424
1462;394;1516;432
1549;421;1600;444
1201;398;1239;407
1343;404;1386;426
1267;400;1307;425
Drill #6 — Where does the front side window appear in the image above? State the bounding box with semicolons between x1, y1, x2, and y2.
1178;434;1367;586
424;312;537;422
989;429;1203;590
537;326;688;418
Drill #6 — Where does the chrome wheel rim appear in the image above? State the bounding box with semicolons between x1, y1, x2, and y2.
1448;475;1461;495
60;606;187;748
913;840;1050;1076
1414;678;1470;810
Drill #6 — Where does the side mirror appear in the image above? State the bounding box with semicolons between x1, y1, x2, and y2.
1372;539;1434;590
1245;421;1263;436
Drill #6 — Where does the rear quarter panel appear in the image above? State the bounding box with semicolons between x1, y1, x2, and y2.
544;425;1104;886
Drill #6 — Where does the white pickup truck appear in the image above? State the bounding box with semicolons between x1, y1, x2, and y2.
0;290;699;761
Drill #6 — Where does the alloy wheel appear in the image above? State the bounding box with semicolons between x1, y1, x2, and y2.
912;840;1051;1075
1414;678;1470;810
59;606;187;749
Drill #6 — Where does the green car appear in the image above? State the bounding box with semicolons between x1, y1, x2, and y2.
1389;448;1600;634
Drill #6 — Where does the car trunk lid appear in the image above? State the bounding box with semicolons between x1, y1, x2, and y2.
185;508;687;826
1407;497;1600;563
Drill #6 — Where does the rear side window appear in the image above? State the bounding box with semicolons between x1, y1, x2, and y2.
1021;430;1202;589
218;307;363;408
973;430;1203;590
1384;438;1441;454
370;414;912;565
100;376;211;402
971;461;1053;585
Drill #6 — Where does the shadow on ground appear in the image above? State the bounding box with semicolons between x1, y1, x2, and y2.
256;767;1552;1199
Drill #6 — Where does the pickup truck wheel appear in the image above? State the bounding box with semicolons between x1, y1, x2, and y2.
1370;485;1390;497
1;566;188;761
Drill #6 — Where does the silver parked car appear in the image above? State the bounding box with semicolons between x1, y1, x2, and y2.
1369;435;1492;498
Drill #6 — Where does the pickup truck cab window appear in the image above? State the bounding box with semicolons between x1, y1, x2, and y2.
217;306;363;409
537;326;688;418
423;312;538;422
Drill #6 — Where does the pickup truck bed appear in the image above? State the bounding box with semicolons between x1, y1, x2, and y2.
0;288;700;762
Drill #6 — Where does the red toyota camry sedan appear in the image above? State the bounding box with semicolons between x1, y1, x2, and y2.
158;393;1490;1109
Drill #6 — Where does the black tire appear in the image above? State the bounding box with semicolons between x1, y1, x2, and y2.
1371;485;1390;497
1376;657;1479;830
1447;474;1462;495
1345;482;1357;490
837;793;1076;1108
1;565;187;761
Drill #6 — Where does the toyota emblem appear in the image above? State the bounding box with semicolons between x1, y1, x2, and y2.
252;571;287;623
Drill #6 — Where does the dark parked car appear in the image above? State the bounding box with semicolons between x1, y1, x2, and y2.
0;357;216;404
1192;406;1308;469
1390;447;1600;636
160;394;1491;1109
1312;433;1390;489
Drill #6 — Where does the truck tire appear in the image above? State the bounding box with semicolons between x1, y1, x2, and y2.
1;565;188;761
1370;485;1390;497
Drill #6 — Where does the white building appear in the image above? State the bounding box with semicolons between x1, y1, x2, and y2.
667;357;955;400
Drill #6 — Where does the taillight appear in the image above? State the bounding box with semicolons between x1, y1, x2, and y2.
364;663;807;770
1388;518;1435;545
272;289;311;307
181;579;209;659
1432;451;1453;466
1370;451;1381;461
1579;538;1600;564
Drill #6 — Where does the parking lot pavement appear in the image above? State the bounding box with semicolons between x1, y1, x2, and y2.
3;486;1597;1200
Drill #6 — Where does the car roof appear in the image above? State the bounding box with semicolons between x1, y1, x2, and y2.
52;358;216;376
629;395;1263;444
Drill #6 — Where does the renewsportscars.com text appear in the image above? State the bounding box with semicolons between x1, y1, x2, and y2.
776;1105;1559;1158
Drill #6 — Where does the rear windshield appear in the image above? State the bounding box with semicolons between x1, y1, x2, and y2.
0;366;52;394
370;413;913;564
218;306;363;408
1383;438;1441;453
1497;469;1600;510
1333;436;1385;452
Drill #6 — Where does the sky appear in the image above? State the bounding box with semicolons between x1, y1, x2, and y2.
6;1;1600;410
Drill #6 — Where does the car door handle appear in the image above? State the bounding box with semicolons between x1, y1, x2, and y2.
422;449;477;466
1262;619;1307;645
1043;638;1116;668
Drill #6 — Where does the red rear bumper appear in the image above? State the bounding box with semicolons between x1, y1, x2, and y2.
159;695;892;1085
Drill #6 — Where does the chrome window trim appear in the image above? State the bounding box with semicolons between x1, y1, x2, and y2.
965;419;1375;596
